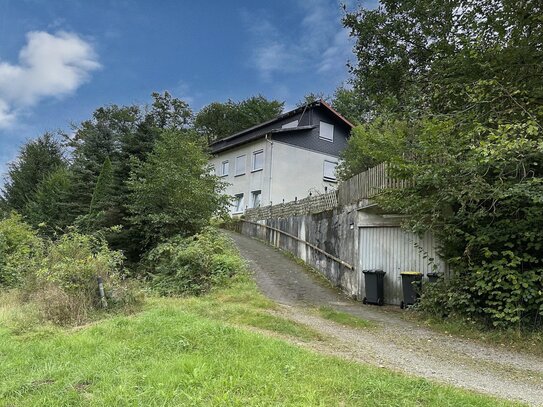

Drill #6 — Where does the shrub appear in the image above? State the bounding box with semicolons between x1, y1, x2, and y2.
29;232;140;325
0;213;43;288
146;227;245;296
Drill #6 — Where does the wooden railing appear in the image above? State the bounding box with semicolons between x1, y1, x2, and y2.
245;162;408;221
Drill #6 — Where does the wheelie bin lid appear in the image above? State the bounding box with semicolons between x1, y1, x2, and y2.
400;271;422;276
426;272;440;277
362;269;386;274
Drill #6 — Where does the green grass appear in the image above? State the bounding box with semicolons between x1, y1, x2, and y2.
0;277;520;406
174;274;323;341
317;306;374;329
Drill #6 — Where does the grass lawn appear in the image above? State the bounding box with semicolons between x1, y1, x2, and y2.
0;276;519;406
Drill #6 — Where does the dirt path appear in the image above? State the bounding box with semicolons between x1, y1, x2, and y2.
226;231;543;406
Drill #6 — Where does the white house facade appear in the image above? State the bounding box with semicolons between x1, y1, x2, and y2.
209;100;353;214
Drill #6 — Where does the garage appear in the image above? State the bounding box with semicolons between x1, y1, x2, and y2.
358;223;445;305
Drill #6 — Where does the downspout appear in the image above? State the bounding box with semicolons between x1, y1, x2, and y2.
265;133;274;205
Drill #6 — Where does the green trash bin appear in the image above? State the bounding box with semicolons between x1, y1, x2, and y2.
400;271;422;309
362;269;386;306
426;272;440;283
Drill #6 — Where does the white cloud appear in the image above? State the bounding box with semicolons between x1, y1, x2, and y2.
0;31;100;128
243;0;353;81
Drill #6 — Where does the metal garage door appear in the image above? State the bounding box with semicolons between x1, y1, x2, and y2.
358;227;443;305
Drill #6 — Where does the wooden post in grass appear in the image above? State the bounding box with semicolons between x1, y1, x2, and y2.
97;276;108;308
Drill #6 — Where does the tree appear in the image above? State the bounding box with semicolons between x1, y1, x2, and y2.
2;133;65;215
89;156;115;215
127;130;228;254
24;166;74;236
342;0;543;328
195;95;284;142
331;86;370;125
67;104;140;218
295;92;329;107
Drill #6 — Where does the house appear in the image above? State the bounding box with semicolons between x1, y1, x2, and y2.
209;100;354;214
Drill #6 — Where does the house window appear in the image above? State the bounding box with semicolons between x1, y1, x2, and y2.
252;150;264;171
323;160;338;182
220;160;229;176
235;155;246;176
319;121;334;142
251;190;262;208
282;120;299;129
233;193;244;213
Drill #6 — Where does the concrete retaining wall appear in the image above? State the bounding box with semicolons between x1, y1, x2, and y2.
240;203;361;299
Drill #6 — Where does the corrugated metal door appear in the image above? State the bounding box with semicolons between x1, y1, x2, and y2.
358;227;443;305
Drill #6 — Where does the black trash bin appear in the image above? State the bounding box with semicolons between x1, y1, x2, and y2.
400;271;422;309
362;269;386;306
426;272;440;283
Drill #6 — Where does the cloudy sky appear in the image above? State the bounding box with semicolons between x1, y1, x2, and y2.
0;0;376;178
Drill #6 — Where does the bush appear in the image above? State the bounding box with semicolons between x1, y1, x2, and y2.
29;232;140;325
0;213;43;288
146;227;245;296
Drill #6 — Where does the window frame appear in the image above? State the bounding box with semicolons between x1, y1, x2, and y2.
319;121;334;142
220;160;229;177
233;193;245;213
252;150;264;172
323;160;338;182
251;190;262;208
235;155;246;176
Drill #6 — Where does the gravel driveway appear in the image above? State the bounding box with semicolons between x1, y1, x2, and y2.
226;231;543;406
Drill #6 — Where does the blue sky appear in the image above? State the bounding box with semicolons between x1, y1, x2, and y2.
0;0;376;179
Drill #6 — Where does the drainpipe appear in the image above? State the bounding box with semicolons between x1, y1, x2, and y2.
265;133;274;205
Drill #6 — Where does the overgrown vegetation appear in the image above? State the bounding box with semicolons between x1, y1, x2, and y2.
0;214;141;326
146;227;245;297
341;0;543;329
0;213;43;288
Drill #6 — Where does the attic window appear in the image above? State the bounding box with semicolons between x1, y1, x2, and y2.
282;120;299;129
319;121;334;142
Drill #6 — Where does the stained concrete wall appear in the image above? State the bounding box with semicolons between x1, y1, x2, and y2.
240;203;361;299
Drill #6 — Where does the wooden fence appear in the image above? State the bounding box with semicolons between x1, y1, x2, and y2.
245;162;407;221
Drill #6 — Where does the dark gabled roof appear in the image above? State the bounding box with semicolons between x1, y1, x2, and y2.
209;100;354;154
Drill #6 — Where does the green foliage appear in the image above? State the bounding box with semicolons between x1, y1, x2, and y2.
36;232;123;293
343;0;543;328
146;228;245;296
331;86;369;125
89;157;114;214
127;130;228;251
0;213;43;288
24;166;75;236
2;133;65;215
194;95;284;142
338;118;411;179
296;92;329;107
29;231;137;325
